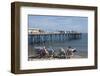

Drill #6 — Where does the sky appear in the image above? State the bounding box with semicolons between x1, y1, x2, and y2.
28;15;88;33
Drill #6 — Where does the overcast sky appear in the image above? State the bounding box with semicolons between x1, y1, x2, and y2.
28;15;88;33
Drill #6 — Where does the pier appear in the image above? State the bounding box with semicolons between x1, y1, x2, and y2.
28;31;82;44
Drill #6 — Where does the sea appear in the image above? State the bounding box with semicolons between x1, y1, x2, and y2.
28;33;88;58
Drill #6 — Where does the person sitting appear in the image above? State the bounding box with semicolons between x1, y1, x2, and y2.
58;48;66;58
66;46;73;59
43;46;49;58
47;47;55;58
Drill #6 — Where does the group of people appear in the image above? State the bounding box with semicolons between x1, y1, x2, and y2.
36;46;77;59
36;46;54;58
59;46;77;58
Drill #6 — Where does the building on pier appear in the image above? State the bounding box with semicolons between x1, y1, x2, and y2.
28;28;45;34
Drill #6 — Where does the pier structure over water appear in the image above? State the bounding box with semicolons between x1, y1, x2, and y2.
28;28;82;44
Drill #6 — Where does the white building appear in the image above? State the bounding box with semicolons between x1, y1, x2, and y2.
28;28;44;34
